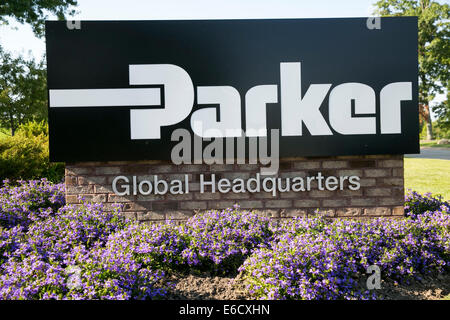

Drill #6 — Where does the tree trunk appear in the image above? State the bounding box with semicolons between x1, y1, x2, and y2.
425;103;433;140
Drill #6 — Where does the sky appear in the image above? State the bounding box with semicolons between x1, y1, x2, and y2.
0;0;379;58
0;0;447;109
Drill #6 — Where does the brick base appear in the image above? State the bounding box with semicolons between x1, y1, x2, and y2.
65;155;405;222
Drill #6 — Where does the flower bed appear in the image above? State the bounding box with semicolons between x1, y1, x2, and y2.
0;179;448;300
239;210;449;299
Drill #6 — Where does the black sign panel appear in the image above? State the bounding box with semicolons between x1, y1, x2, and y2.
46;18;419;162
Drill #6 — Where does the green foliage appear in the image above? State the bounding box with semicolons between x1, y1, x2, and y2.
432;91;450;137
419;121;428;139
434;122;450;139
374;0;449;102
404;189;450;215
0;0;78;37
16;119;48;138
0;49;48;136
374;0;449;138
0;121;64;182
420;120;450;140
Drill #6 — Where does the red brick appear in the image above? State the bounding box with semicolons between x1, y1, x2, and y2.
365;169;390;178
292;161;321;169
392;206;404;216
222;192;250;200
348;160;376;168
293;199;320;207
65;154;404;221
383;178;403;186
252;209;281;218
78;176;107;185
379;159;403;168
66;185;94;194
265;200;292;208
137;211;165;221
194;192;221;200
65;195;79;203
336;208;363;217
65;176;77;185
393;168;404;177
337;169;363;176
238;200;264;209
95;166;121;175
152;202;178;210
365;188;392;197
282;209;307;217
322;161;348;169
322;199;348;207
179;201;207;210
83;194;107;203
108;194;133;202
359;178;376;187
166;211;193;220
208;201;236;209
379;197;402;206
364;207;391;216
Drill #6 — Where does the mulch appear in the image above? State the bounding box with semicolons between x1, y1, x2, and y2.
163;271;450;300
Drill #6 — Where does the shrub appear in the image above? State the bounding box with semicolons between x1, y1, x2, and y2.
69;246;167;300
15;201;128;262
0;252;69;299
95;222;190;272
239;209;450;300
15;120;48;138
240;216;376;300
0;244;167;300
182;206;273;274
0;178;65;228
0;121;64;183
0;226;24;265
1;179;449;300
0;200;167;300
105;207;274;275
0;179;168;300
404;189;450;216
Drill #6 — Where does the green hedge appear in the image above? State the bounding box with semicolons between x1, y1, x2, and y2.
0;121;64;183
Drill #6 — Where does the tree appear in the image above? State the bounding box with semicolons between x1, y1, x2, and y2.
0;0;78;37
0;48;47;136
0;1;78;134
433;89;450;138
374;0;449;140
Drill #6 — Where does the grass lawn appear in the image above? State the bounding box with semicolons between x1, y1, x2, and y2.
420;141;450;148
404;158;450;201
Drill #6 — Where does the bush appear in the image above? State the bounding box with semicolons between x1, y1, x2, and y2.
0;243;167;300
0;178;65;228
239;209;450;300
182;206;273;274
0;121;64;183
106;222;190;272
69;244;167;300
0;179;449;300
16;201;128;262
15;120;48;138
0;200;167;300
404;189;450;216
0;180;167;300
0;226;24;265
107;207;273;275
